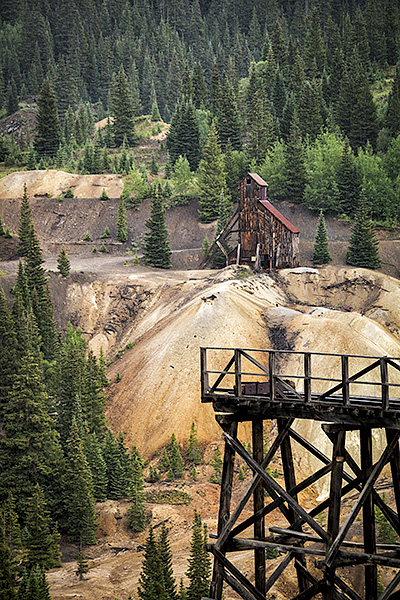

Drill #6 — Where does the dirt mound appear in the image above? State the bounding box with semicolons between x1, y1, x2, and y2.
0;169;124;200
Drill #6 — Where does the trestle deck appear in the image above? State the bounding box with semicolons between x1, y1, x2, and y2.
201;348;400;600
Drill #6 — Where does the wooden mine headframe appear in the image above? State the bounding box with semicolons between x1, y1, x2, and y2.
201;348;400;600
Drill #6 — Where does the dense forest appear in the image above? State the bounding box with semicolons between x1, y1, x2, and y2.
0;0;400;230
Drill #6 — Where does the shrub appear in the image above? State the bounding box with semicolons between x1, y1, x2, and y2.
100;188;109;201
83;232;92;241
99;244;109;253
64;187;74;198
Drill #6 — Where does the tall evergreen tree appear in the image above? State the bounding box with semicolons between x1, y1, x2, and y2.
167;433;184;481
336;138;360;217
17;185;33;258
0;287;17;410
34;79;61;158
110;65;136;146
143;189;172;269
137;526;167;600
158;522;177;600
62;419;97;549
116;194;128;243
0;514;17;600
346;192;381;269
24;484;61;570
57;246;71;277
0;352;64;515
283;116;307;204
198;121;227;223
128;446;145;533
187;423;202;465
186;511;211;600
312;210;331;265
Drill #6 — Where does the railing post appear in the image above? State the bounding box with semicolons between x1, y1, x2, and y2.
341;355;350;406
269;351;276;401
304;353;311;402
200;347;208;398
380;357;389;410
235;349;242;397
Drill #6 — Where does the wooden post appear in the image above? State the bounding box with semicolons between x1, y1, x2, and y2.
386;429;400;537
304;353;311;402
235;349;242;398
360;427;377;600
210;421;238;600
269;351;276;401
278;418;308;593
200;347;208;398
341;355;350;406
236;243;241;265
252;418;265;596
325;429;345;598
380;357;389;410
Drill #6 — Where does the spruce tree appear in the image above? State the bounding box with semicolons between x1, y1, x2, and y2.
83;433;108;502
186;511;211;600
62;419;97;548
34;79;61;158
116;194;128;243
137;526;167;600
76;552;89;580
284;116;307;204
57;246;71;277
110;65;136;146
143;189;172;269
187;423;202;465
312;210;331;265
0;287;18;409
1;493;22;568
346;192;381;270
158;522;177;600
336;138;361;217
128;447;146;533
0;515;17;600
0;352;64;515
167;433;184;480
18;185;33;258
198;121;227;223
24;484;61;569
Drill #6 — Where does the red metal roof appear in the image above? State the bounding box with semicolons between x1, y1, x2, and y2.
259;199;300;234
248;173;268;187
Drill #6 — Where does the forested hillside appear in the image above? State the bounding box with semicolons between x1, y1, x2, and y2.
1;0;400;231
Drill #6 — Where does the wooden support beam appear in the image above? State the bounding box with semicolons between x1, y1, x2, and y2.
215;419;294;551
210;421;237;600
333;575;362;600
231;461;333;539
378;569;400;600
380;357;389;410
341;356;350;406
304;353;311;402
386;428;400;537
252;418;265;596
325;431;400;567
223;433;328;541
265;553;293;593
360;427;377;600
278;418;308;593
209;545;266;600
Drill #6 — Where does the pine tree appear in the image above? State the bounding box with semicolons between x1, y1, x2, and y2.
57;246;71;277
0;352;64;515
198;121;227;223
0;514;18;600
34;79;61;158
128;446;146;533
1;493;22;568
0;287;18;408
62;419;97;549
24;484;61;569
312;210;331;266
138;526;167;600
143;189;172;268
284;116;307;204
116;195;128;243
186;511;211;600
75;552;89;580
159;448;170;472
110;65;136;146
158;522;177;600
386;68;400;137
336;138;361;217
187;423;202;465
83;433;108;503
18;185;33;258
346;192;381;270
167;433;184;480
210;446;223;484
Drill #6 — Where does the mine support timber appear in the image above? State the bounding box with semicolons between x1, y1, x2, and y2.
201;347;400;600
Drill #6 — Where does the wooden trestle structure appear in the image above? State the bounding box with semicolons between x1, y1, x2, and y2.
200;348;400;600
